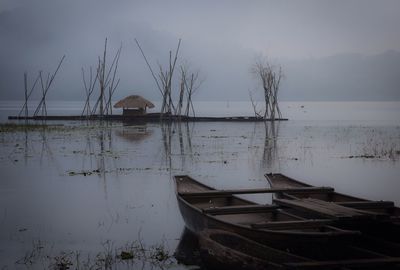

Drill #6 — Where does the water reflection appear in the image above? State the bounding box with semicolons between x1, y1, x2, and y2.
97;124;109;199
174;228;202;268
262;122;280;172
116;126;153;143
1;120;399;270
159;122;195;172
161;123;173;170
247;122;282;174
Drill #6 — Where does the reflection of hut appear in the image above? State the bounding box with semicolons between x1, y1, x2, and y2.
116;126;153;143
114;95;155;116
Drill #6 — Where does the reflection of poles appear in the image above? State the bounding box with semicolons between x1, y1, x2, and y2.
97;126;108;200
83;131;95;169
159;121;195;171
185;122;194;157
177;122;185;168
262;121;280;170
39;127;62;172
24;128;29;166
177;122;184;156
108;127;119;180
161;123;172;170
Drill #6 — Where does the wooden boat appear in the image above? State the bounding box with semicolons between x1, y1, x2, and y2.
265;173;400;218
174;175;359;250
197;229;400;270
265;173;400;243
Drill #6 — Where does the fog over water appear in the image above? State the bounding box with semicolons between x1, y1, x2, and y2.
1;0;400;102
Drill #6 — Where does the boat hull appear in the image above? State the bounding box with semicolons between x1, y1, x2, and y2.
197;230;308;270
265;173;400;242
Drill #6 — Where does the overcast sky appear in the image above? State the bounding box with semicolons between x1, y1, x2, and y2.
1;0;400;101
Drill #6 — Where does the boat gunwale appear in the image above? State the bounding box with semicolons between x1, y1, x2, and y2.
265;173;369;202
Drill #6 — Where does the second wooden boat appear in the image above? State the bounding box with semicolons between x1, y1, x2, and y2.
265;173;400;218
265;173;400;244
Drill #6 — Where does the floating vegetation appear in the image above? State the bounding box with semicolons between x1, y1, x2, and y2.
119;251;134;260
340;150;400;161
15;240;45;266
51;252;73;270
67;167;153;176
68;169;101;176
344;155;376;159
149;244;171;262
0;123;62;132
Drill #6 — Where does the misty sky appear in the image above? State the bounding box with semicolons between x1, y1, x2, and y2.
1;0;400;101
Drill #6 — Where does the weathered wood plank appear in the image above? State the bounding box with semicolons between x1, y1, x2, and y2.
359;235;400;257
337;200;394;209
179;186;334;198
273;198;382;220
203;204;280;215
251;219;332;229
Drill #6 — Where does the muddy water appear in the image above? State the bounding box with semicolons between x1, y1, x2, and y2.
0;120;399;269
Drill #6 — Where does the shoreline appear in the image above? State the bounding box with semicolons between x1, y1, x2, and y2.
8;113;288;122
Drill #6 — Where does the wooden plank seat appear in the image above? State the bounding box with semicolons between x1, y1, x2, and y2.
391;216;400;223
179;186;334;198
250;219;333;229
273;198;387;220
337;201;395;209
202;204;281;215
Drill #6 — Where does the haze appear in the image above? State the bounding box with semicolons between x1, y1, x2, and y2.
1;0;400;102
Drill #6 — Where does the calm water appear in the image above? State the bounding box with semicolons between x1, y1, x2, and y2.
0;101;399;269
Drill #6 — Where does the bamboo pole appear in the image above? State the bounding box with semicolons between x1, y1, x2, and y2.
33;55;65;117
19;72;39;118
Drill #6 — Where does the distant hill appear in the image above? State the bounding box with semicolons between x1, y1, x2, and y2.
279;50;400;101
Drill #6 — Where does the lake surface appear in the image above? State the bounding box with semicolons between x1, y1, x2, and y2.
0;101;399;269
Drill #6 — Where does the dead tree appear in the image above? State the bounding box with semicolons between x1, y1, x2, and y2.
248;89;262;118
251;58;283;120
173;63;203;118
18;72;40;117
33;55;65;117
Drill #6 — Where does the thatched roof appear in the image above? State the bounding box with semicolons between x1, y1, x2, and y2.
114;95;155;109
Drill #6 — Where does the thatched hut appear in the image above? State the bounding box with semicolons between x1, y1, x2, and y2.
114;95;155;116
